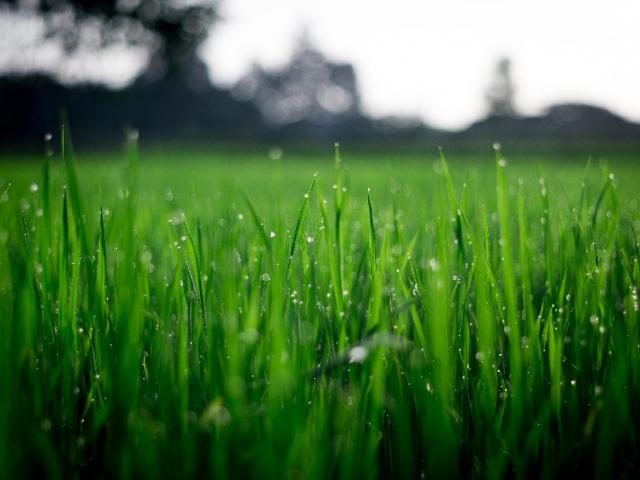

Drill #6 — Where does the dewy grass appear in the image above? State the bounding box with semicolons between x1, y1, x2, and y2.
0;138;640;479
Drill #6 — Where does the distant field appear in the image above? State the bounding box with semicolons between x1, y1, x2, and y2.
1;144;640;478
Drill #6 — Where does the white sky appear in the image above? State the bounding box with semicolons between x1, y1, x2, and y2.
203;0;640;129
0;9;148;87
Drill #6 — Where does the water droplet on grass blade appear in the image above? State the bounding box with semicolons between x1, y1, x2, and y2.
268;146;283;160
428;258;439;271
126;128;139;142
349;346;368;363
169;210;185;225
201;400;231;427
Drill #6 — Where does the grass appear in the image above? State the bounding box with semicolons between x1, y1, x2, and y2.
1;139;640;478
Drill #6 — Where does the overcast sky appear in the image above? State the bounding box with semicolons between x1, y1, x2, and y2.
204;0;640;129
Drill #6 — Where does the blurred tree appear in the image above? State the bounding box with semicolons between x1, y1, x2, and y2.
485;57;516;117
233;31;361;125
0;0;217;84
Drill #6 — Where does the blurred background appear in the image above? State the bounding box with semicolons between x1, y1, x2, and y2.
0;0;639;152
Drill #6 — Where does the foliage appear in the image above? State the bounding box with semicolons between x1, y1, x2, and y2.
234;33;361;124
0;0;217;78
486;57;516;117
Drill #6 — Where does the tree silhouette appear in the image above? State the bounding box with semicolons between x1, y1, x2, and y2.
0;0;217;82
234;32;361;125
485;57;516;117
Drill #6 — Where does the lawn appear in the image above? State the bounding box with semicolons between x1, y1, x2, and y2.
1;140;639;478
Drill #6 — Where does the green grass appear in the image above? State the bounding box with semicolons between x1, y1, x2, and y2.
1;141;640;478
